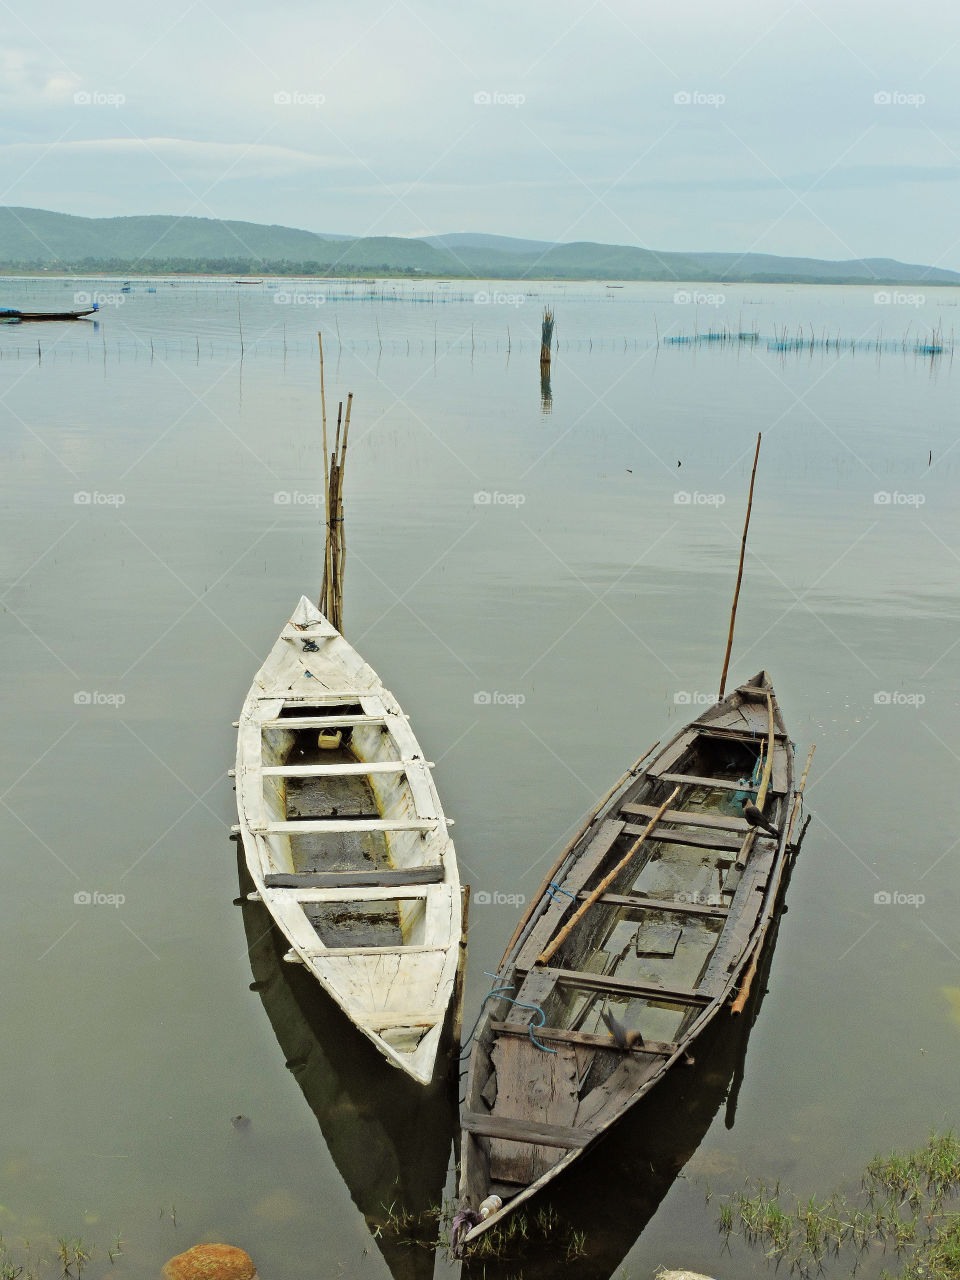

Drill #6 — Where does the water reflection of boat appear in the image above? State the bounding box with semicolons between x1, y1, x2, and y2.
459;866;792;1280
239;869;456;1280
459;672;795;1244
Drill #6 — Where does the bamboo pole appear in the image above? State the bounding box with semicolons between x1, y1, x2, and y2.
718;432;762;700
786;743;816;847
449;885;470;1061
536;784;681;967
318;332;332;615
731;740;816;1015
735;693;775;870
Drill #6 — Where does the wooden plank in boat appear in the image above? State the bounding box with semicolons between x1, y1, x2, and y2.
461;1111;595;1150
490;1020;678;1057
621;803;746;832
577;890;729;918
656;771;758;792
523;965;710;1006
622;822;743;852
263;865;444;888
259;714;390;728
261;761;412;777
257;818;438;833
485;1036;581;1181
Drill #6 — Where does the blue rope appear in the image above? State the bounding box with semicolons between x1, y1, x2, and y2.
545;881;576;906
459;972;557;1055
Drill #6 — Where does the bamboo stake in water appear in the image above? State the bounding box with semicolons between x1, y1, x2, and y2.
537;784;681;967
318;332;333;616
718;431;762;700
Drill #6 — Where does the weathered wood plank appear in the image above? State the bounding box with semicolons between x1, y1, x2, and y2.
264;865;444;889
490;1020;677;1057
522;965;710;1006
261;761;416;777
576;890;729;918
656;772;758;792
486;1036;580;1183
622;822;744;852
462;1111;596;1149
259;714;390;728
256;818;438;833
621;803;747;832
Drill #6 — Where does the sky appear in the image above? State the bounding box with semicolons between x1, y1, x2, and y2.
2;0;959;266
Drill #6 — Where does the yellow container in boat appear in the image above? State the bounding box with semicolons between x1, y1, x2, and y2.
317;729;343;750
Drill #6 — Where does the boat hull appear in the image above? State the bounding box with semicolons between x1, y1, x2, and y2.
235;596;462;1085
458;670;796;1244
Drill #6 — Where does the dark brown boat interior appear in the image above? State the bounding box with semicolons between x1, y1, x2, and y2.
461;680;795;1225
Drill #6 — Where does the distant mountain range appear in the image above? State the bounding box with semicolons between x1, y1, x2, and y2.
1;207;957;285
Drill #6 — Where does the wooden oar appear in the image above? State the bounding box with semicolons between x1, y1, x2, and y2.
730;741;815;1015
536;784;681;967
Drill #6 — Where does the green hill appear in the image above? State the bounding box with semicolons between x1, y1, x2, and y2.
1;207;956;285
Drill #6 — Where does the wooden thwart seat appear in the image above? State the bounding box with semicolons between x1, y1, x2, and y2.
461;1111;597;1150
261;761;425;777
256;818;439;834
576;889;729;918
522;964;710;1006
264;865;444;889
490;1020;678;1056
622;822;743;852
621;803;746;831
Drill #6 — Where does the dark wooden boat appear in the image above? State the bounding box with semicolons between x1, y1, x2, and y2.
7;307;98;322
457;671;796;1248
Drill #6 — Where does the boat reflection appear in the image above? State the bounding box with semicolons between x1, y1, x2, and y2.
239;856;457;1280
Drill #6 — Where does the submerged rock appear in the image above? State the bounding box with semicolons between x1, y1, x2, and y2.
162;1243;257;1279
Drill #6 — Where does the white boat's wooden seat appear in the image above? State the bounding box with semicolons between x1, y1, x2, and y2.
255;818;439;834
261;761;431;777
259;714;394;728
264;865;444;889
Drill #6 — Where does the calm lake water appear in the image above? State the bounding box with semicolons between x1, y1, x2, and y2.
1;276;959;1279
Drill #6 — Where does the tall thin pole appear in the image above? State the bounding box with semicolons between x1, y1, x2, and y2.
718;432;762;700
318;332;332;614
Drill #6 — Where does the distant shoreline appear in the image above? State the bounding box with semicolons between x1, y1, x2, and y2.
0;269;955;288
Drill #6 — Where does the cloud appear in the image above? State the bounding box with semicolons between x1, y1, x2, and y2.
0;137;359;179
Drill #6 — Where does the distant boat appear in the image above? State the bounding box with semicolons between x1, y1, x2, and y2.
606;284;624;289
236;278;263;285
120;282;132;293
1;306;98;322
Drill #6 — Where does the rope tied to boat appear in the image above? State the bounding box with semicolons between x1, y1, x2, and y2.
545;880;576;905
459;972;557;1056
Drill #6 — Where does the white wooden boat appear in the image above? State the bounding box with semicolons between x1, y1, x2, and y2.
235;596;462;1085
